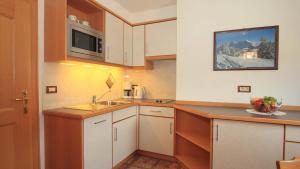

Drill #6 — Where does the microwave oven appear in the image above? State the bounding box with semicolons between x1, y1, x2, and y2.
68;20;104;60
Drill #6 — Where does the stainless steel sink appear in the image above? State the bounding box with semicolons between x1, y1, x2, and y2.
64;100;131;111
96;100;131;106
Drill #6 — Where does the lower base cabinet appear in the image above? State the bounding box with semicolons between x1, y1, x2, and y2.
113;115;137;166
139;115;174;156
84;113;112;169
213;119;284;169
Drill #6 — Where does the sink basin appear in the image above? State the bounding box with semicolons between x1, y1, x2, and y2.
64;100;131;111
96;100;131;106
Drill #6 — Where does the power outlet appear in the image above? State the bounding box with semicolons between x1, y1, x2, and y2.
238;86;251;93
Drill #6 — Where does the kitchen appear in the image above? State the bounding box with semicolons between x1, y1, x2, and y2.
0;0;300;169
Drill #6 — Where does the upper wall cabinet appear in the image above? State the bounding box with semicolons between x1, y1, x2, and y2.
145;20;177;57
132;25;145;67
123;23;133;66
45;0;104;62
105;12;124;65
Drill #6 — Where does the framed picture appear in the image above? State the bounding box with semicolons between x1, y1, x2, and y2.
213;26;279;71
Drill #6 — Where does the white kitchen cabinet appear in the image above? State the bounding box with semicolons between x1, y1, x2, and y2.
213;119;284;169
113;115;137;166
123;23;133;66
286;125;300;142
132;25;145;66
145;20;176;56
105;12;124;65
84;113;112;169
285;142;300;160
139;115;174;156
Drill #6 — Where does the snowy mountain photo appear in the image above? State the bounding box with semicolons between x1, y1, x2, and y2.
214;26;278;70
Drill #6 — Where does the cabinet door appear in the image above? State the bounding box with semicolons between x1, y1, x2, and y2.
132;25;145;66
139;115;174;156
213;119;284;169
123;23;133;66
113;116;137;166
105;12;124;65
84;113;112;169
145;20;176;56
285;142;300;160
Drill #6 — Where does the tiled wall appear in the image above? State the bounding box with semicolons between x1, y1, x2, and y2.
127;60;176;99
42;63;124;109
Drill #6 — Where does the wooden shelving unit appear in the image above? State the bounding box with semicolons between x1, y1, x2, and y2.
45;0;105;63
176;135;210;169
175;109;211;169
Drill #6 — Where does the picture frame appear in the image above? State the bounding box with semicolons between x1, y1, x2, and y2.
213;26;279;71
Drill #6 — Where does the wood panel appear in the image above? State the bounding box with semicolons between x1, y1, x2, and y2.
44;0;67;61
45;115;83;169
176;135;210;169
0;0;39;169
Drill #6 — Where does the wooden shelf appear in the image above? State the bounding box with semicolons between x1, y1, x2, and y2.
176;155;209;169
176;131;210;152
175;135;210;169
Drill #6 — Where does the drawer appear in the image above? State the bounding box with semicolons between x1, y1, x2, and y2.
140;106;174;118
113;106;137;123
285;142;300;159
286;125;300;142
84;112;112;127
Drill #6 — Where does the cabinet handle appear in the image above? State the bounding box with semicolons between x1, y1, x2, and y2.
169;122;173;134
215;124;219;141
150;110;162;113
114;128;118;141
94;120;106;125
124;52;127;64
107;46;110;59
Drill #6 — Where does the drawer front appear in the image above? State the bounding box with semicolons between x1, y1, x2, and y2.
85;112;112;126
113;106;137;123
285;142;300;160
140;106;174;118
286;125;300;142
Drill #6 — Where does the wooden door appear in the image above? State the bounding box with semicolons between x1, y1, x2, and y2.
132;25;145;66
145;20;177;56
113;115;137;166
105;12;124;65
139;115;174;156
213;119;283;169
0;0;39;169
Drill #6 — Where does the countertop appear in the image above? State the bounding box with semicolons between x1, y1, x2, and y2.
43;99;175;119
44;99;300;125
174;104;300;126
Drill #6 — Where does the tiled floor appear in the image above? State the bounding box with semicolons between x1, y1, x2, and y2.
117;154;184;169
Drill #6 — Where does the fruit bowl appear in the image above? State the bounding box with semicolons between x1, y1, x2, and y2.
250;96;282;113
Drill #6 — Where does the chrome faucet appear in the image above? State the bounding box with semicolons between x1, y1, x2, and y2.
92;89;111;104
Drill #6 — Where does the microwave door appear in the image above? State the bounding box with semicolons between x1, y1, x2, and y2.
71;29;98;57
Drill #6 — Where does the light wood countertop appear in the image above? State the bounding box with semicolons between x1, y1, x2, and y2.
43;99;175;119
44;99;300;125
174;104;300;126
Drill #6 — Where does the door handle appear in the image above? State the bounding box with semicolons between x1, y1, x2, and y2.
15;89;29;114
169;122;173;134
215;124;219;141
114;128;118;141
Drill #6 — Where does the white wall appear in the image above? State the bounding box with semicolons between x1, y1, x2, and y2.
127;60;176;99
177;0;300;105
95;0;176;24
132;5;177;23
96;0;134;21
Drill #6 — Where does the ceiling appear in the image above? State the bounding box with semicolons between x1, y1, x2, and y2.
114;0;176;13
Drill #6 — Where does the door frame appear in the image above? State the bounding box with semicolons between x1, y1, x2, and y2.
30;0;40;168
